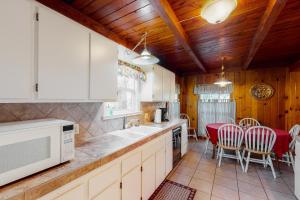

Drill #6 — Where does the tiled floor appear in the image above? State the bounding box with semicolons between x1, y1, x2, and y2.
167;140;297;200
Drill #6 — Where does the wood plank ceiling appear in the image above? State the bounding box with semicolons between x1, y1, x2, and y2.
37;0;300;75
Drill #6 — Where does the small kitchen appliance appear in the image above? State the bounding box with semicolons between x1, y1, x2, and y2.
154;109;162;123
0;119;76;186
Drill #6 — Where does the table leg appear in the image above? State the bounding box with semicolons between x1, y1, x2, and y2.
275;155;282;174
212;145;216;159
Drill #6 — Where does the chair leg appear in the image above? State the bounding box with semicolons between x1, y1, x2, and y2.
235;150;239;164
237;150;245;172
245;151;251;173
216;145;220;159
204;138;209;155
289;151;295;171
263;155;267;168
267;155;276;179
194;129;198;141
242;149;245;161
218;148;224;167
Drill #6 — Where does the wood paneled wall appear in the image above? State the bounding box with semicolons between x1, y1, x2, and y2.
178;67;300;131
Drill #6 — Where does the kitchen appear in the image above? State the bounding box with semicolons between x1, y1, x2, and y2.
0;0;300;200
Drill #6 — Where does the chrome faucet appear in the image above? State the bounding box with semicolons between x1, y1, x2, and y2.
123;116;127;129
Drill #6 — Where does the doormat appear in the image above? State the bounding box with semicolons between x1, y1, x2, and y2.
149;180;196;200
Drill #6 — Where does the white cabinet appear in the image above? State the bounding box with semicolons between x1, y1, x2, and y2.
170;72;176;102
0;0;34;100
295;140;300;199
156;147;166;187
162;69;171;102
122;152;141;200
142;155;156;200
90;32;118;101
37;5;90;100
141;65;163;102
165;131;173;175
181;123;188;156
122;166;141;200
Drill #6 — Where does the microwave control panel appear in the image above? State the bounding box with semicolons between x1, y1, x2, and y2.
61;124;75;162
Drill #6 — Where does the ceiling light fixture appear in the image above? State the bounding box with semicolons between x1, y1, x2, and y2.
214;57;232;87
201;0;237;24
131;32;159;66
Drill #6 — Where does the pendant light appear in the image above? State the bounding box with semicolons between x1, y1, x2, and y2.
214;57;232;87
201;0;237;24
132;32;159;65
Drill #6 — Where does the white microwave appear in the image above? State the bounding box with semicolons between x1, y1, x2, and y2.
0;119;76;186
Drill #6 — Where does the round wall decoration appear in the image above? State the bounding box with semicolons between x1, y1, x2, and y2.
250;83;275;100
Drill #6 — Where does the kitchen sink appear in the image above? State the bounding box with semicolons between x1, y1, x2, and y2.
108;126;162;139
128;126;162;135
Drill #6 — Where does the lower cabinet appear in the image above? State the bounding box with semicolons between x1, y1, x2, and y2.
181;123;188;156
38;130;177;200
156;147;166;188
165;131;173;175
122;166;141;200
142;155;156;200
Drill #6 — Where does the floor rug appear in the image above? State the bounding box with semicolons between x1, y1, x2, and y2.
149;180;196;200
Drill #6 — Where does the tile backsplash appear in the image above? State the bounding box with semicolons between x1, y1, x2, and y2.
0;102;167;146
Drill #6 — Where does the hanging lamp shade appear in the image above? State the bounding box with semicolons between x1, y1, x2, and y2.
132;48;159;65
131;32;159;66
214;57;232;87
201;0;237;24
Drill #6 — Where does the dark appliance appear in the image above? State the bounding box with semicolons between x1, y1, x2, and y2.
172;126;182;167
160;107;169;122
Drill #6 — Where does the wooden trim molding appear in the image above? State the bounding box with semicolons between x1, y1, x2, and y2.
243;0;287;69
149;0;207;73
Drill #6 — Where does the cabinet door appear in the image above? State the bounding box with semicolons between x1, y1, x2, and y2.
37;6;89;100
156;147;166;188
181;123;188;156
152;65;163;101
165;131;173;175
0;0;33;100
90;32;118;101
142;155;156;200
93;182;120;200
162;69;171;102
54;184;86;200
170;72;176;102
122;166;141;200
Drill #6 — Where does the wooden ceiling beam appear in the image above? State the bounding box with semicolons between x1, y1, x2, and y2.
149;0;207;73
36;0;133;49
243;0;287;69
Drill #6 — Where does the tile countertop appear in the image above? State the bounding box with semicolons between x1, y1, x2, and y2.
0;119;186;200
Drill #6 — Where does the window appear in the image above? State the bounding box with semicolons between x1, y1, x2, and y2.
104;63;145;118
200;93;230;102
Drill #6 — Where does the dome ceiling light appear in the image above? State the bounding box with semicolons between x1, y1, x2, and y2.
201;0;237;24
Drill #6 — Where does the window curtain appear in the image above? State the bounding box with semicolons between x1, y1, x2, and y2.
194;84;236;136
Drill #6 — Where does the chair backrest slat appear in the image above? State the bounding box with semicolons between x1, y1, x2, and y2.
239;118;260;128
245;126;276;154
289;124;300;150
218;124;244;149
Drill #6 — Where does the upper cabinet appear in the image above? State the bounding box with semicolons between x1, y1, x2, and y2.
141;65;176;102
0;0;34;100
90;32;118;101
37;5;90;100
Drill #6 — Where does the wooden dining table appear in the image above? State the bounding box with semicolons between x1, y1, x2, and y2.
206;123;291;171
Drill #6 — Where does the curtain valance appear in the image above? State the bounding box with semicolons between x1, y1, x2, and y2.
194;84;233;94
118;60;146;81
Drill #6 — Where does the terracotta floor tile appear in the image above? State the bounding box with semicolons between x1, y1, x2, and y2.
193;190;211;200
237;173;262;186
197;163;216;174
210;196;225;200
265;189;297;200
189;177;213;194
180;159;199;169
238;181;268;199
214;175;238;191
168;172;192;186
239;192;268;200
215;168;237;179
262;179;293;194
193;170;215;183
174;165;196;177
211;184;239;200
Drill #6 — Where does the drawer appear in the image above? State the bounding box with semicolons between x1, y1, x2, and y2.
122;151;141;176
92;182;120;200
142;137;164;161
89;163;120;199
